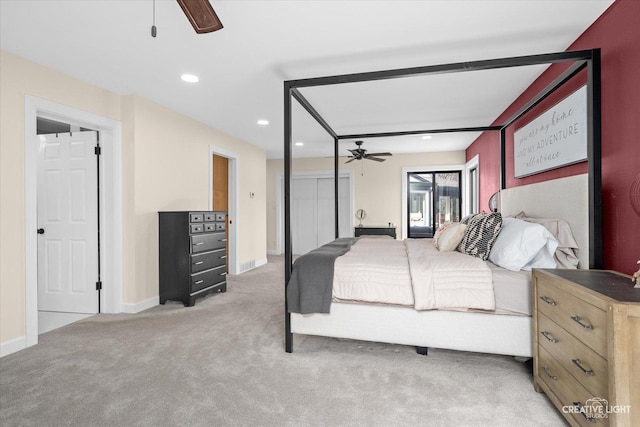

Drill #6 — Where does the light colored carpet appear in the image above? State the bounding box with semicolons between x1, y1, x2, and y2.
1;256;567;426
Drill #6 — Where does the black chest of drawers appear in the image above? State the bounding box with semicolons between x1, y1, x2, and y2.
159;211;227;307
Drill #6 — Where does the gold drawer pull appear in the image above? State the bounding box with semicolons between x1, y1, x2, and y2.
571;315;593;330
572;402;597;423
194;261;204;265
540;331;557;343
572;358;595;376
195;242;204;246
194;280;204;285
541;366;557;381
220;255;227;259
539;295;556;306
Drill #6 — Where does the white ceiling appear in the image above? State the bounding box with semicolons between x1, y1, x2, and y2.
0;0;613;159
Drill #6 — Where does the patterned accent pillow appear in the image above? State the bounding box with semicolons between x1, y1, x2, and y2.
432;222;454;247
457;212;503;260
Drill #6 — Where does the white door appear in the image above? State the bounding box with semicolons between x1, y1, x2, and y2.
290;176;351;255
291;178;318;255
37;131;99;314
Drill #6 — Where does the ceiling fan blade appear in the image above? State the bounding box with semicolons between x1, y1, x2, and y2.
366;152;392;157
366;156;386;162
345;158;357;164
176;0;223;33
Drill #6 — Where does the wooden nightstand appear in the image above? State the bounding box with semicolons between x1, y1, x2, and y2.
532;269;640;426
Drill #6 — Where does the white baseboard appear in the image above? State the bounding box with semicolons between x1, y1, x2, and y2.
266;249;279;256
255;258;267;268
1;336;27;358
121;296;159;314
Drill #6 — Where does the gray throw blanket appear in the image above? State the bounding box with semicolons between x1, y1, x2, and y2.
286;238;358;314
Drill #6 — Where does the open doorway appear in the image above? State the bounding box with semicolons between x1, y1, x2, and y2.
24;95;123;349
209;146;238;275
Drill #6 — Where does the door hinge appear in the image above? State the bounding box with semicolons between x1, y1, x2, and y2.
94;146;101;155
96;281;102;291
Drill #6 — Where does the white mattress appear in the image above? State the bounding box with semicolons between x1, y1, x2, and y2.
331;237;532;316
488;262;532;316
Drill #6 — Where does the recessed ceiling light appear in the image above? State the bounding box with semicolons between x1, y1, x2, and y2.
422;135;432;140
295;142;304;146
181;74;199;83
257;119;269;126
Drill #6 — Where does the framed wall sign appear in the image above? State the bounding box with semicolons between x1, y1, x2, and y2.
514;85;587;178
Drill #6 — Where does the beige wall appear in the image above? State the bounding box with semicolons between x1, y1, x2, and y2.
266;151;465;252
0;50;266;348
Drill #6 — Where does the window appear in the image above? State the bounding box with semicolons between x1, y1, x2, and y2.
407;171;461;238
464;154;479;216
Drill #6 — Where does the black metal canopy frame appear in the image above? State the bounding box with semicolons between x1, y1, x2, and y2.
283;49;602;353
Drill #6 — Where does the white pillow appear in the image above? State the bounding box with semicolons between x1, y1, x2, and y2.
489;217;558;271
436;223;467;252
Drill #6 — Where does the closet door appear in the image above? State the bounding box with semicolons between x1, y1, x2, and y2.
291;178;317;255
290;176;351;255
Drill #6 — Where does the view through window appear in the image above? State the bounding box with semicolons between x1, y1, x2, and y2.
408;171;461;238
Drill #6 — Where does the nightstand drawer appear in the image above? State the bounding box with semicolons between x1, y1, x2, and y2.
538;346;609;427
537;279;607;358
204;213;216;222
215;212;225;221
538;312;608;399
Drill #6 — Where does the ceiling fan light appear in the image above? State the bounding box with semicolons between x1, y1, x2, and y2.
176;0;223;34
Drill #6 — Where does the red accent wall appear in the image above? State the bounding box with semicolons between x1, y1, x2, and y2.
466;0;640;275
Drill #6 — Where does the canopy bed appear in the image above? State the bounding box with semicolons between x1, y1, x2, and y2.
283;49;602;357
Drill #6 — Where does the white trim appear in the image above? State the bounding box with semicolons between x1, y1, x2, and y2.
24;95;123;349
401;164;464;240
0;336;27;358
121;296;159;314
266;250;279;256
276;170;354;255
463;154;480;216
209;146;239;275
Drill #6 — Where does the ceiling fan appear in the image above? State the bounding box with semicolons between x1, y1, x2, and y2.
177;0;223;33
345;141;392;164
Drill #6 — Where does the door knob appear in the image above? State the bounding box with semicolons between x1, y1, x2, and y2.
37;228;45;234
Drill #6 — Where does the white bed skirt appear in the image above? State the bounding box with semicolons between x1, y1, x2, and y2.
291;302;533;357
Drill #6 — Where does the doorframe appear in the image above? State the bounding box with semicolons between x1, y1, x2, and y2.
276;170;354;255
24;95;123;348
401;164;463;240
208;146;239;275
463;154;480;217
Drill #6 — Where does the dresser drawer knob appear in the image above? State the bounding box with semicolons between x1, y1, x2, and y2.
571;358;595;376
539;295;556;306
571;315;593;330
541;366;558;381
540;331;557;343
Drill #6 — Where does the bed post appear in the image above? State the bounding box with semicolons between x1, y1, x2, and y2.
587;48;602;269
284;81;293;353
335;136;339;239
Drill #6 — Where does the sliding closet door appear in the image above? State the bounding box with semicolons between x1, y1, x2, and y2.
290;176;351;255
291;178;318;255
